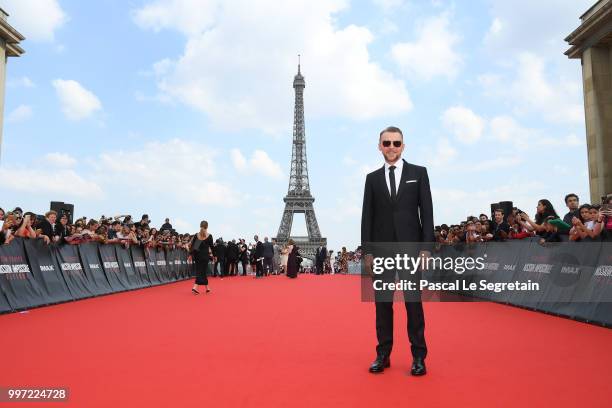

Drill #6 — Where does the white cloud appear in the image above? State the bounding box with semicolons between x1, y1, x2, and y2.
94;138;241;207
489;115;583;149
2;0;68;42
230;149;247;171
342;155;357;166
6;104;32;123
231;148;283;179
442;106;485;144
44;152;77;168
133;0;412;133
7;76;35;88
52;79;102;120
484;0;592;58
372;0;404;11
0;167;103;198
391;13;462;81
428;137;457;167
478;53;583;125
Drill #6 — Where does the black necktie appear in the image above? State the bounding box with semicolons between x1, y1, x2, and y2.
389;165;397;202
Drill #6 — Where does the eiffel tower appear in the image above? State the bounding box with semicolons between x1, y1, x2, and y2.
275;60;326;260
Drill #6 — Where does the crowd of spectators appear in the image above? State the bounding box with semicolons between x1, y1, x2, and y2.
0;210;191;250
435;193;612;245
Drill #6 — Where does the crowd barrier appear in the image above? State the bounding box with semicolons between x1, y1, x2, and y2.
354;239;612;327
0;238;195;313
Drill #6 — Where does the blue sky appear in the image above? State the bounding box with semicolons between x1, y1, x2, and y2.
0;0;594;251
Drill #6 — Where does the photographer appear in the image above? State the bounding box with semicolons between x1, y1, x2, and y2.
1;212;17;245
37;210;61;243
601;196;612;240
16;213;49;243
507;212;533;239
521;199;560;235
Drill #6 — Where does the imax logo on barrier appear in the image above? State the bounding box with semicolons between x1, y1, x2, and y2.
89;264;100;269
561;266;580;275
504;265;516;271
156;261;166;266
134;261;146;268
61;263;82;271
40;265;55;272
523;264;553;273
0;264;31;274
483;262;499;271
124;263;132;268
103;262;119;269
595;265;612;277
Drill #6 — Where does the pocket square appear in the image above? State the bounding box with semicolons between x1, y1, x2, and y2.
405;180;417;183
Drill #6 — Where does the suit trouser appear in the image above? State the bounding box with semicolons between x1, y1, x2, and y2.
263;257;273;275
214;259;225;277
256;260;263;277
241;260;248;275
373;270;427;359
213;259;225;276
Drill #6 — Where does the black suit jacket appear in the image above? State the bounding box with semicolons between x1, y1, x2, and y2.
361;160;434;243
316;247;327;263
255;241;264;258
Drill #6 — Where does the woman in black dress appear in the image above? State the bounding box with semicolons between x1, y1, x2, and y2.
286;239;298;279
191;220;213;294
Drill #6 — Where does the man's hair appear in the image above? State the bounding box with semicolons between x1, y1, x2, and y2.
494;208;505;215
479;213;488;218
379;126;403;140
564;193;579;204
45;210;57;218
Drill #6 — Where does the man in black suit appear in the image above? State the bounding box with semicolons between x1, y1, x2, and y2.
361;126;434;376
213;239;226;278
262;237;274;276
316;245;327;274
254;235;264;278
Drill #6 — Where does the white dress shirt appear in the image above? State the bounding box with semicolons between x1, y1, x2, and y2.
384;159;404;196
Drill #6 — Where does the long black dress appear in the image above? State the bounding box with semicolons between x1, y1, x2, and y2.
192;234;213;285
287;245;298;278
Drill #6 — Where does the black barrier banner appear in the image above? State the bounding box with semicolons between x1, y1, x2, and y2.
54;243;96;299
116;245;145;288
187;255;195;278
0;289;11;313
99;244;131;291
78;243;113;295
572;242;612;325
143;247;163;285
165;249;178;281
0;238;48;309
174;250;185;280
23;239;73;304
155;248;171;282
130;246;152;286
177;250;188;279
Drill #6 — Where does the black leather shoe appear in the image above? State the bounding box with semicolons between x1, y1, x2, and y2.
369;356;390;373
411;357;426;376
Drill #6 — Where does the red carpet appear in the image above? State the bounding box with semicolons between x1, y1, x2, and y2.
0;274;610;407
